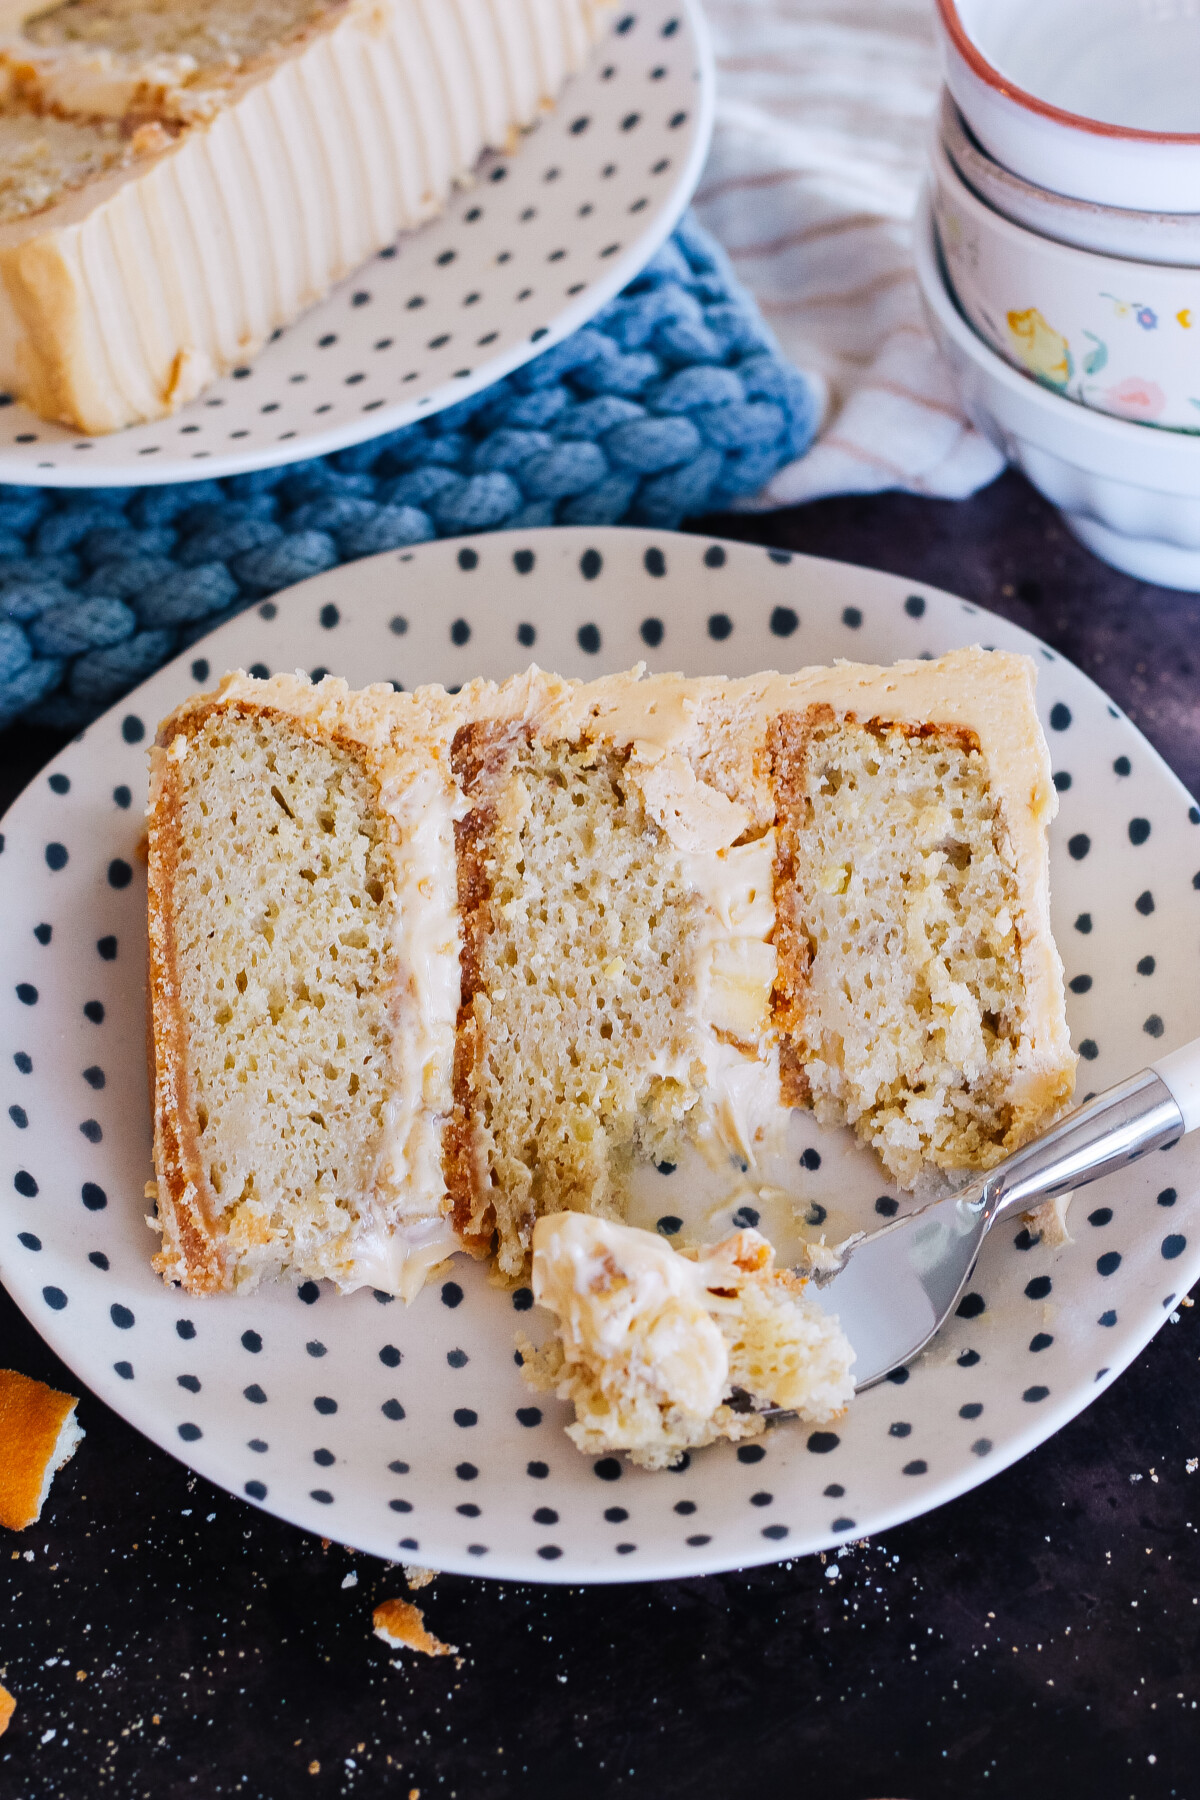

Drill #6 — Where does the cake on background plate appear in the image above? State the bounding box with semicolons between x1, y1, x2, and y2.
145;650;1076;1303
0;0;611;431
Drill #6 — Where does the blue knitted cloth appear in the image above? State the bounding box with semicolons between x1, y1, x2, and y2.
0;215;820;734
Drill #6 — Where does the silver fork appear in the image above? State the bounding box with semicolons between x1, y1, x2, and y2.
770;1038;1200;1395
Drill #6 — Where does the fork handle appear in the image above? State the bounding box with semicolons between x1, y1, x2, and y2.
1152;1039;1200;1133
987;1064;1187;1224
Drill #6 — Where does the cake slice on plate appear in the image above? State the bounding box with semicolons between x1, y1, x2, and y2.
0;0;610;431
147;671;466;1298
146;650;1076;1298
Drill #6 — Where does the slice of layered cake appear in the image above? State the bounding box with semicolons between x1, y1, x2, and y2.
147;650;1075;1297
519;1213;855;1467
0;0;610;430
147;672;465;1297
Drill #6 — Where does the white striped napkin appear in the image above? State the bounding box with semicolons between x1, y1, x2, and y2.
692;0;1005;505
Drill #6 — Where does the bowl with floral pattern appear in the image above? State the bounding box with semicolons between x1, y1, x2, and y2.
930;131;1200;434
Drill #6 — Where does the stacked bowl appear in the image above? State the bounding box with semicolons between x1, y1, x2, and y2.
921;0;1200;588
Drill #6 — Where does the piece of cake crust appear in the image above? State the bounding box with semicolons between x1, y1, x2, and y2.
0;1367;84;1530
372;1597;456;1657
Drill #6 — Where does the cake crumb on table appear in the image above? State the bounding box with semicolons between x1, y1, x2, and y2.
0;1683;14;1736
373;1598;457;1658
403;1564;435;1590
0;1368;84;1531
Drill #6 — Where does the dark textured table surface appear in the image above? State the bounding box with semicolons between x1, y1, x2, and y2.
3;469;1199;1800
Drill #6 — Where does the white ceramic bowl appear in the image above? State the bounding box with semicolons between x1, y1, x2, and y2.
934;0;1200;212
931;131;1200;435
941;93;1200;269
914;183;1200;591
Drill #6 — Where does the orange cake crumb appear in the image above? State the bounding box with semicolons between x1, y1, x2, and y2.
0;1683;14;1736
373;1598;456;1658
0;1369;84;1531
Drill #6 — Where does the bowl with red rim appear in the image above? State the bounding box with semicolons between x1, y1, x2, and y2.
933;0;1200;212
940;93;1200;269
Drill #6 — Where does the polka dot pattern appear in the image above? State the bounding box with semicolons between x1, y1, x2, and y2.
2;524;1198;1585
0;2;713;485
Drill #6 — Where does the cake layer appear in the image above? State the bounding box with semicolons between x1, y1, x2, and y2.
23;0;333;73
0;0;609;429
771;707;1036;1184
0;108;131;223
148;653;1075;1298
447;723;708;1277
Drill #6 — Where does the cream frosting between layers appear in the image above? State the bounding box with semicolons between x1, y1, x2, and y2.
347;731;465;1299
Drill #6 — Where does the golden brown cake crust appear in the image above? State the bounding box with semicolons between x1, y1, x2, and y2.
372;1597;456;1657
147;719;224;1291
0;1367;80;1531
768;706;823;1107
444;720;529;1258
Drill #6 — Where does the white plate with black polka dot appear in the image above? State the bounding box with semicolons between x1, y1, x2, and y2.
3;524;1199;1584
0;2;712;488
